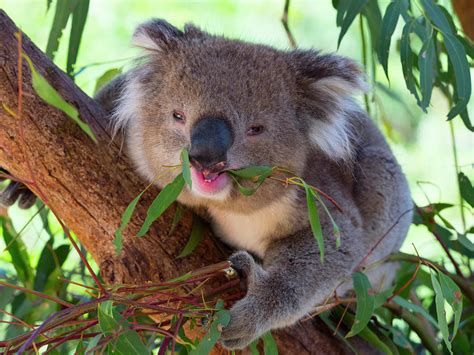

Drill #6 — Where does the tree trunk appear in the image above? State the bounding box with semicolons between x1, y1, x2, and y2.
0;10;347;354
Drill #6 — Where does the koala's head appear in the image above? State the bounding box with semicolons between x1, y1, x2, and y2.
114;19;366;211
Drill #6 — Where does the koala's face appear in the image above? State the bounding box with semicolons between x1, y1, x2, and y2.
116;20;365;211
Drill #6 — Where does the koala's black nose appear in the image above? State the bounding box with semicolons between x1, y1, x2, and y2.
189;117;233;170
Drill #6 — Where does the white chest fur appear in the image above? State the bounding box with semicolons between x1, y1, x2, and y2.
207;194;297;258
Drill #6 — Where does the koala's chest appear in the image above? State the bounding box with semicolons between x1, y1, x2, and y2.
207;199;296;258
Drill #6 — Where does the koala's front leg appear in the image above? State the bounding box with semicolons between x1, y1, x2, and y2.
221;230;355;350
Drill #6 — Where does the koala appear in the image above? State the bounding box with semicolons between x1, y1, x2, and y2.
2;19;413;350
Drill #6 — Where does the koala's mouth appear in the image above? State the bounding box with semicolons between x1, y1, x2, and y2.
190;167;231;197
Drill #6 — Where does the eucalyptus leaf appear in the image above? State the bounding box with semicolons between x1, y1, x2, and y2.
181;148;192;189
22;53;97;142
337;0;369;48
346;272;375;337
67;0;89;76
418;32;436;111
177;216;205;258
114;190;145;255
94;68;122;95
303;182;324;263
400;19;421;104
430;271;452;354
378;0;401;78
262;332;278;355
137;174;185;237
458;172;474;208
46;0;78;60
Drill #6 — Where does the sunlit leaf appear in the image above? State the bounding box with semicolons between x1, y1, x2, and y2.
137;174;185;237
94;68;122;94
262;332;278;354
378;0;401;78
430;271;452;354
346;272;375;337
177;216;205;258
1;218;33;288
438;272;462;340
114;190;145;255
181;148;192;189
303;182;324;262
67;0;89;76
22;53;97;142
392;296;438;328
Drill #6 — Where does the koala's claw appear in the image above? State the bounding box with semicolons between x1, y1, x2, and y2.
0;169;37;209
228;251;256;280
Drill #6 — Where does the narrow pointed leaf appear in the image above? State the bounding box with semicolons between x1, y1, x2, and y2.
303;182;324;262
346;272;375;337
181;148;192;189
262;332;278;355
137;174;185;237
378;0;401;78
438;272;462;340
337;0;369;48
22;53;97;142
418;33;436;111
177;216;205;258
458;172;474;207
46;0;78;59
114;190;145;254
400;19;420;103
67;0;89;76
430;271;452;354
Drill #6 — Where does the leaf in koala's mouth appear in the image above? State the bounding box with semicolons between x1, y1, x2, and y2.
181;148;192;189
226;166;275;195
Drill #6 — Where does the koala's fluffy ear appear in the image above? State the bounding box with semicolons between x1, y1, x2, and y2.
290;51;368;162
132;19;184;52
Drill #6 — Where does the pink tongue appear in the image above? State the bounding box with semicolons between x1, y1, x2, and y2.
191;167;229;194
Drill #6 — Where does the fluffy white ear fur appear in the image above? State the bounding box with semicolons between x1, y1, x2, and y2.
131;29;163;52
308;76;368;162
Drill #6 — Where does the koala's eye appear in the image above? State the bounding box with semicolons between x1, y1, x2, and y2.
246;125;265;136
173;110;186;124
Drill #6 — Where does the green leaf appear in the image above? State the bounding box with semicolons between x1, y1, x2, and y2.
420;0;471;119
114;190;145;255
430;271;452;354
98;301;149;354
1;219;33;288
361;0;383;52
378;0;401;78
33;242;70;292
93;68;122;95
67;0;89;76
438;272;462;340
177;216;205;258
22;53;97;142
262;332;278;355
303;182;324;263
418;32;436;111
337;0;369;48
181;148;192;189
392;296;439;328
373;287;394;309
227;166;273;180
346;272;375;338
459;172;474;208
248;340;259;355
46;0;78;59
85;334;101;354
400;19;420;104
190;300;230;355
168;204;184;236
137;174;185;237
457;232;474;252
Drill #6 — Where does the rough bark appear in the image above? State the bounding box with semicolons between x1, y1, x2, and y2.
452;0;474;40
0;10;346;354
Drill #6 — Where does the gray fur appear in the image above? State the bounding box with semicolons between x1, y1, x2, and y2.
96;19;412;350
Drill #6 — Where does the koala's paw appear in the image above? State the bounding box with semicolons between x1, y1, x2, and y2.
220;297;267;350
0;180;36;209
228;251;258;284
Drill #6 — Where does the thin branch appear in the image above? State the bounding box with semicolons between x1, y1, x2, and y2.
281;0;297;49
